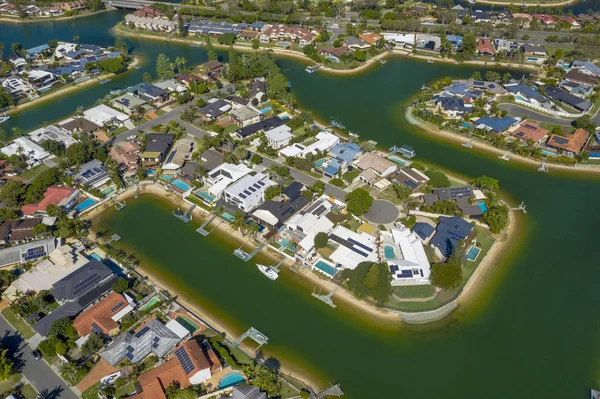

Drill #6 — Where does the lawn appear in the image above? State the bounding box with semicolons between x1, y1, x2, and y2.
18;164;49;180
21;384;37;399
0;374;22;395
156;109;166;116
82;382;100;399
1;308;35;339
222;124;238;135
112;126;128;136
373;186;403;206
392;285;436;299
115;382;137;398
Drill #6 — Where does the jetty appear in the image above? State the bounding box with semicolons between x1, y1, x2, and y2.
330;118;346;130
306;64;322;73
97;77;112;84
309;384;344;399
389;144;416;159
112;198;126;210
462;140;473;148
173;204;195;223
311;285;341;309
233;240;265;262
196;213;219;236
537;160;549;173
232;327;269;353
591;389;600;399
510;201;527;214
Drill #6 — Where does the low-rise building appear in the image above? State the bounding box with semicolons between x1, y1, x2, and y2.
58;118;101;135
21;186;79;216
231;116;285;141
264;125;293;149
279;131;340;158
0;218;42;246
230;106;262;127
475;116;519;134
436;96;472;119
28;125;78;148
522;44;547;63
0;237;59;270
508;120;549;144
127;82;169;103
430;216;475;259
319;46;349;62
223;172;277;212
353;152;397;180
251;190;309;231
73;292;134;337
476;38;495;56
111;93;148;114
385;227;431;286
109;141;140;173
393;167;429;189
204;163;252;200
1;137;50;167
162;138;195;171
505;84;547;107
141;133;175;166
83;104;130;127
545;128;589;156
74;159;110;189
328;225;378;270
544;85;592;111
563;70;599;87
198;99;231;120
571;60;600;77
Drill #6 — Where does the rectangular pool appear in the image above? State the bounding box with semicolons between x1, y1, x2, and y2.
171;178;191;192
194;190;215;203
466;246;481;261
74;198;97;212
313;260;337;277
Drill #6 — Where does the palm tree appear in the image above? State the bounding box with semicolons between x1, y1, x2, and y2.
247;222;260;240
231;211;247;235
175;57;187;73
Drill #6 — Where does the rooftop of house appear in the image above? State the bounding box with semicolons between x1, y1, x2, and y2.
564;69;600;86
21;186;76;216
475;116;518;133
504;84;544;100
329;142;361;164
202;60;223;71
73;292;132;336
230;106;260;121
198;99;231;118
319;46;349;58
59;117;101;133
252;194;310;229
438;96;470;112
430;216;474;258
0;237;58;270
145;133;175;154
510;120;549;142
0;218;42;244
232;385;267;399
353;152;396;175
413;222;435;241
51;259;114;302
546;128;589;154
232;116;285;139
329;225;378;270
572;60;600;76
544;85;592;111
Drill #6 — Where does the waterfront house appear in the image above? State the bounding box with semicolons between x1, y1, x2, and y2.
131;340;221;399
162;138;195;171
475;116;518;134
249;78;268;103
360;33;381;45
74;159;110;189
1;137;51;167
423;186;484;218
128;82;169;104
194;149;224;173
230;106;262;127
413;222;435;243
384;227;431;286
54;42;78;59
73;292;134;337
264;125;293;149
494;39;519;53
109;141;140;173
101;319;182;366
187;20;248;36
2;77;34;100
571;60;600;77
393;167;429;190
204;163;252;202
534;13;556;25
328;225;378;270
28;125;78;148
141;133;175;166
259;24;318;47
223;172;277;213
319;46;349;62
251;189;310;231
446;35;463;50
476;38;495;56
231;386;267;399
381;33;415;48
558;16;580;28
430;216;475;259
563;70;599;87
504;84;548;107
199;60;224;79
323;142;362;177
124;14;176;32
472;10;491;23
33;259;118;337
544;86;592;112
560;80;595;98
197;99;232;120
83;104;130;127
231;116;285;140
436;96;472;119
111;93;148;114
508;120;549;144
344;36;370;50
0;237;59;271
545;128;589;156
522;44;547;63
24;70;55;90
21;186;79;216
279;131;340;158
239;30;260;41
353;152;397;180
0;218;42;246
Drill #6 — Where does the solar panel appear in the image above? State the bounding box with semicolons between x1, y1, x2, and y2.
239;193;247;199
403;180;418;189
553;136;569;144
175;347;196;374
389;265;399;273
22;246;46;261
72;274;101;296
247;186;256;193
257;180;266;187
348;237;373;252
152;343;159;349
126;345;134;352
243;189;252;196
134;326;150;338
313;205;327;216
91;322;103;335
111;302;124;313
126;352;134;361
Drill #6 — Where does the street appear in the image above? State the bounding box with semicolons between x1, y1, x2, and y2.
498;104;574;126
0;317;79;399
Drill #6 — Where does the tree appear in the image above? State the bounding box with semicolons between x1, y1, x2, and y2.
460;33;477;58
484;71;501;82
363;263;380;289
217;33;236;45
143;72;152;83
81;333;104;357
11;43;24;57
231;211;247;234
205;36;217;61
114;35;128;55
65;142;91;165
344;188;373;216
49;317;78;348
177;13;186;37
247;364;281;396
252;39;260;49
267;73;288;102
97;58;126;74
41;140;66;156
0;348;13;381
314;232;328;249
483;204;509;233
264;184;283;201
354;50;366;62
341;262;391;302
471;71;482;81
471;175;499;193
574;115;596;133
430;263;462;289
0;181;26;208
156;53;175;80
112;278;129;293
0;87;13;109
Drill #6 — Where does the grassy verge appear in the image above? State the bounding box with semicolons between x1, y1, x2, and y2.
391;285;436;299
1;308;35;339
21;384;38;399
115;382;137;398
0;374;22;395
82;383;100;399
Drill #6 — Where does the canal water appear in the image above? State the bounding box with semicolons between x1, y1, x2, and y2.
5;11;600;398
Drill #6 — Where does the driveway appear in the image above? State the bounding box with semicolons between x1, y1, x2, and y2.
363;200;398;224
0;318;78;399
499;104;573;126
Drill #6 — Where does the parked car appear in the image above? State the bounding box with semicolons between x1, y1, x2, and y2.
31;350;41;360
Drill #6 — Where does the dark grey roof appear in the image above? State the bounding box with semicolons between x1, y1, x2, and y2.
145;133;175;154
127;82;167;99
254;195;309;229
51;259;113;302
198;100;230;118
198;149;224;171
521;43;546;53
413;223;435;241
100;319;181;366
544;86;592;111
433;186;473;201
232;116;285;139
438;96;470;112
249;79;267;98
232;385;267;399
33;302;82;336
283;182;304;199
430;216;474;258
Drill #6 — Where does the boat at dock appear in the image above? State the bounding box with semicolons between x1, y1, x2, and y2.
257;264;279;280
0;113;9;124
427;59;434;64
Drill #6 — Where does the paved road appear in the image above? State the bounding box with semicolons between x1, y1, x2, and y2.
364;200;399;224
499;104;574;126
0;318;78;399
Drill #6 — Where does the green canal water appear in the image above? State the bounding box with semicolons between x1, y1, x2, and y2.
6;11;600;398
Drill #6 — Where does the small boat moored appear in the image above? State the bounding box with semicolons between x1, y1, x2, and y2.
0;113;9;124
257;264;279;280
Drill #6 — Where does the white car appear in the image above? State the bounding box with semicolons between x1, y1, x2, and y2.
127;135;137;141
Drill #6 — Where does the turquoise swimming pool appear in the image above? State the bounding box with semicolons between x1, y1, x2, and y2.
195;190;215;203
314;159;327;168
101;187;114;197
171;179;191;192
160;175;172;182
384;245;396;260
477;202;487;214
74;198;96;212
139;296;161;312
218;372;245;389
466;246;481;261
388;156;407;166
88;252;103;261
313;260;337;277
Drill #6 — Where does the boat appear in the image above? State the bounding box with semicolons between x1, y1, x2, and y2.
257;264;279;280
427;59;434;64
110;87;121;95
468;0;476;3
0;113;9;124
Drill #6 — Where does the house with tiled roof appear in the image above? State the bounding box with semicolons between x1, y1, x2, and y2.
508;120;549;144
73;292;134;337
545;128;589;156
359;33;380;45
534;14;556;25
558;16;580;28
21;186;79;216
319;46;349;62
476;38;494;56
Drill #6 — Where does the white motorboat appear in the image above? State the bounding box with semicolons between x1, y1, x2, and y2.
257;264;279;280
0;114;9;124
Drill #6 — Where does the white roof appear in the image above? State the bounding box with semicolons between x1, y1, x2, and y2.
54;42;77;57
1;137;50;162
207;162;252;197
265;125;293;142
26;69;54;79
28;125;78;148
382;32;415;44
329;225;378;270
301;131;339;157
279;143;305;158
224;172;275;197
388;227;431;283
83;104;129;126
165;319;191;339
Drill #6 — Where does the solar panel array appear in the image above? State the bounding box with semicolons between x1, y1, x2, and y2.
135;326;150;338
175;347;196;374
91;322;103;335
82;166;108;180
552;136;570;145
111;302;125;313
22;246;46;261
152;336;161;349
72;273;102;297
402;180;418;189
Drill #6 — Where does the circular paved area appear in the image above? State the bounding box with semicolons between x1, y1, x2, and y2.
364;200;399;224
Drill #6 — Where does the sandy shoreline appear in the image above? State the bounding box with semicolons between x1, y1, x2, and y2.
6;56;140;117
0;8;112;24
405;106;600;174
472;0;576;6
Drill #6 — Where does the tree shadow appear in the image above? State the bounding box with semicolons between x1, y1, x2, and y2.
1;330;25;372
38;386;65;399
263;356;281;372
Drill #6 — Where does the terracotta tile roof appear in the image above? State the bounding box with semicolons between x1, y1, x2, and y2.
476;38;494;55
359;33;380;45
511;121;549;142
21;186;75;216
319;46;349;58
73;292;129;336
546;128;589;154
534;14;556;24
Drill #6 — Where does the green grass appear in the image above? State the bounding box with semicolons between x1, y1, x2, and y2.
82;383;100;399
156;109;166;116
543;44;573;56
112;126;128;135
0;374;22;395
292;126;306;136
115;382;137;398
373;186;403;206
1;308;35;339
18;164;49;180
222;124;239;135
392;285;436;299
20;384;38;399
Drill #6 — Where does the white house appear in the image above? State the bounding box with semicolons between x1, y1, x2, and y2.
230;106;262;127
83;104;130;127
265;125;293;149
353;152;397;180
223;172;276;212
54;42;78;59
328;225;378;270
204;163;252;199
1;137;51;167
28;125;78;148
385;227;431;286
382;33;415;48
279;131;339;158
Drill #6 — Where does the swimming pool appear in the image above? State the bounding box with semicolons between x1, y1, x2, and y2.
218;372;245;389
171;179;191;192
314;159;327;168
515;95;527;102
88;252;103;261
160;175;172;182
221;212;236;223
466;246;481;261
325;56;338;62
146;170;156;177
260;107;272;113
246;220;265;232
541;149;557;156
195;190;215;204
139;296;161;312
477;202;488;214
388;156;407;166
384;245;396;260
74;198;97;212
176;315;199;333
313;260;337;277
101;187;114;197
